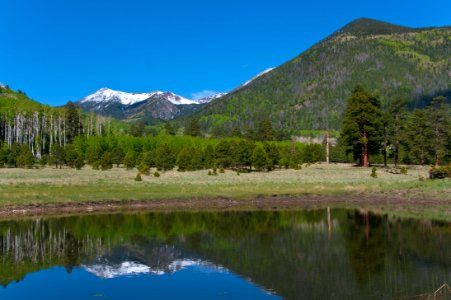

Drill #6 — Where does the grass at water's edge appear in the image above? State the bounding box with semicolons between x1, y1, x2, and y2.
0;164;449;220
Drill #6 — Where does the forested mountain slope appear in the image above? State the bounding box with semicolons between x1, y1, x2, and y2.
190;18;450;133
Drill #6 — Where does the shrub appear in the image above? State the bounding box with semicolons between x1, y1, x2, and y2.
370;167;377;178
74;156;85;170
153;171;160;177
134;173;142;181
429;164;451;179
138;163;150;175
399;166;408;175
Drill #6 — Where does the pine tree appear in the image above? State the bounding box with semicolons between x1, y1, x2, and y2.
257;120;274;141
65;101;82;143
176;146;193;171
100;151;113;170
340;86;383;167
123;150;137;169
403;109;433;165
185;119;201;137
252;144;270;171
231;125;242;137
155;144;175;171
428;96;450;166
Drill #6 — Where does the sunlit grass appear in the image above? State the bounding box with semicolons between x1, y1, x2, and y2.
0;163;449;207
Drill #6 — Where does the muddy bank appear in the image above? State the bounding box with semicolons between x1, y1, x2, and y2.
0;194;449;219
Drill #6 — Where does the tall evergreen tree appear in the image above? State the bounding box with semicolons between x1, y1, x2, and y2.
340;86;383;167
65;101;82;143
428;96;450;166
257;120;274;141
403;109;433;165
185;119;201;137
251;144;270;171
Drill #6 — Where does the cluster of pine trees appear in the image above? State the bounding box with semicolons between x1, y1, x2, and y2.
340;86;451;167
0;135;324;172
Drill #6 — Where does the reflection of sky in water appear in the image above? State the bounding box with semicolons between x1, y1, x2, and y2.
1;261;281;300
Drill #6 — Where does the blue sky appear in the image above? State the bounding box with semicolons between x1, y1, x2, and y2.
1;0;450;105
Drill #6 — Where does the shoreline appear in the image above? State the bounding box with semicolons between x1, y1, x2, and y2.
1;194;450;220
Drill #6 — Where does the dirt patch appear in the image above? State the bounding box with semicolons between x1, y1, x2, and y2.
0;194;449;220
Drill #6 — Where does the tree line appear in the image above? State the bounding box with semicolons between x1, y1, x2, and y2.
340;86;450;167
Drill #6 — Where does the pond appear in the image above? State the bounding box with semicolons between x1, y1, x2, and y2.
0;209;450;299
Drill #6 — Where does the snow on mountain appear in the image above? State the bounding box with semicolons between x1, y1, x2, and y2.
163;92;197;105
240;68;274;88
83;261;154;279
82;259;225;279
80;88;156;105
80;88;197;106
196;92;227;104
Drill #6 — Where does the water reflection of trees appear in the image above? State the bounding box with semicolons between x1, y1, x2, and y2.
0;210;449;299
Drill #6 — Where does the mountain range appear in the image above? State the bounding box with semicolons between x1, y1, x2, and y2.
76;66;275;123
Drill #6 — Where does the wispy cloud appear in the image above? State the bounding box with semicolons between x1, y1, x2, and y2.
191;90;221;100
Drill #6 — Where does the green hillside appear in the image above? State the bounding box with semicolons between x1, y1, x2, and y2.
189;18;450;133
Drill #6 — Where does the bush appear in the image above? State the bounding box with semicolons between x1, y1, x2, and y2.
399;166;408;175
370;167;377;178
138;163;150;175
153;171;160;177
134;173;142;181
91;161;100;170
74;156;85;170
429;164;451;179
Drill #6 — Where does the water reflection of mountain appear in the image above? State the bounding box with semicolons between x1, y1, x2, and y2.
0;210;450;299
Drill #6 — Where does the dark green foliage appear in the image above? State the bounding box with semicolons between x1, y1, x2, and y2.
134;173;142;181
16;146;34;168
257;120;275;141
164;122;176;135
231;125;242;137
428;164;451;179
65;101;82;143
74;156;85;170
399;166;408;175
138;162;150;175
185;119;201;137
428;96;450;166
112;147;125;167
252;144;270;171
50;145;65;168
177;147;193;171
100;152;113;170
214;140;233;168
130;122;146;137
340;86;383;167
153;171;160;177
39;155;49;168
123;150;137;170
403;110;434;165
370;167;377;178
155;144;175;171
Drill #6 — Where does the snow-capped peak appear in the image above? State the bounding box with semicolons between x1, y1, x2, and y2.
240;68;274;88
196;92;227;104
80;88;197;106
80;88;157;105
82;259;223;279
161;92;197;105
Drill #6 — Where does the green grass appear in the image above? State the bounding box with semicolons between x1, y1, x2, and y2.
0;164;449;208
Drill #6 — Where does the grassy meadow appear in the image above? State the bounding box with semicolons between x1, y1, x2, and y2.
0;163;449;208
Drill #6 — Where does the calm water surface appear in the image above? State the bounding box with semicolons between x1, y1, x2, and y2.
0;209;450;299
